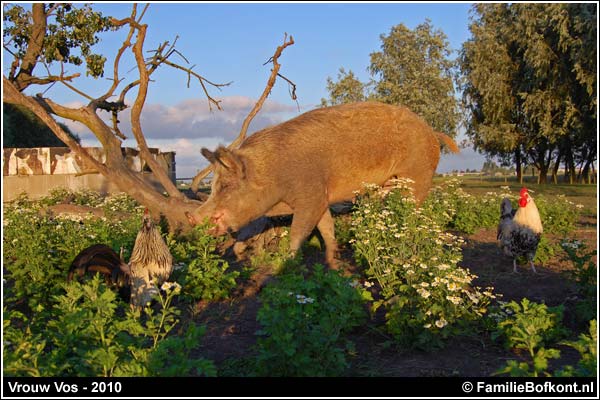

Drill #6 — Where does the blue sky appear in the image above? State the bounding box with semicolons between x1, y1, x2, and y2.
5;2;485;177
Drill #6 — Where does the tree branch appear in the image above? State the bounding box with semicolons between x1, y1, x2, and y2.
128;22;184;200
190;33;296;192
146;38;231;112
12;4;47;91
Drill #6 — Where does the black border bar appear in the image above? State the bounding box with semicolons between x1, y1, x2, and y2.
2;377;597;398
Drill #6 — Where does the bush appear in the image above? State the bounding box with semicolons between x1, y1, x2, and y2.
3;189;217;377
254;265;368;376
561;239;597;326
3;276;215;377
350;180;495;349
3;193;141;312
168;223;239;303
491;299;567;377
423;180;582;236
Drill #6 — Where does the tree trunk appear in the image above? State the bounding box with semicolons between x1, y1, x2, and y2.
564;144;576;184
515;148;523;184
538;164;549;184
551;151;562;184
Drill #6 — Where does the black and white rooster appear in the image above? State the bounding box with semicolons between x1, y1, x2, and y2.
497;187;543;273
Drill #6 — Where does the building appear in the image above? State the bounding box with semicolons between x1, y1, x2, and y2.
3;147;176;201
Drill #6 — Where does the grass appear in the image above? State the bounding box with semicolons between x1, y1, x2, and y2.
435;175;598;218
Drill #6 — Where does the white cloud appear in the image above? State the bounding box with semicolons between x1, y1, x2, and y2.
121;96;298;141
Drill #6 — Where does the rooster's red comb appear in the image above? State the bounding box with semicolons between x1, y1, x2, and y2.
520;187;528;196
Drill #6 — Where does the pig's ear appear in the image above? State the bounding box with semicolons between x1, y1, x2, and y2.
214;147;246;177
201;147;245;177
201;148;218;164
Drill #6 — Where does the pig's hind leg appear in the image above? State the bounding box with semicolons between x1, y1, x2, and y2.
316;208;340;269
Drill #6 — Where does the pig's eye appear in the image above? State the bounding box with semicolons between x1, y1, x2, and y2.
216;182;230;193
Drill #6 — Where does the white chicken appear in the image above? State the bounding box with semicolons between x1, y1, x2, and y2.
497;187;543;273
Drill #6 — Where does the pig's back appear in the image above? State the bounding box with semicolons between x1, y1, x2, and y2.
240;102;441;202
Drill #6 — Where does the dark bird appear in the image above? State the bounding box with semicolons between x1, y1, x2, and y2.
497;188;543;273
67;244;130;298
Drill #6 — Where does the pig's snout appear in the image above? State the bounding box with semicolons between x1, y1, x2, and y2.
185;211;198;226
208;210;230;235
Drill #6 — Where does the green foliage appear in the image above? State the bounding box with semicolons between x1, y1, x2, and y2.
3;189;217;377
369;19;459;137
2;310;47;377
320;67;369;107
424;180;582;237
350;179;495;349
3;103;80;148
531;235;556;265
3;3;115;79
168;223;239;303
147;323;217;377
254;265;367;376
561;239;597;325
557;320;597;377
459;3;596;181
492;299;567;377
3;192;141;312
3;275;215;377
535;195;581;236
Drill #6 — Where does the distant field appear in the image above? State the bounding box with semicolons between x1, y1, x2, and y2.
435;175;598;218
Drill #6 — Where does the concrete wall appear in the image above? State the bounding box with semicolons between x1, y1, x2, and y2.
3;147;176;202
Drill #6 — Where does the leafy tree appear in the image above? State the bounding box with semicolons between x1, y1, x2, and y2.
368;20;459;138
320;67;368;107
3;103;80;148
3;3;114;90
459;3;596;184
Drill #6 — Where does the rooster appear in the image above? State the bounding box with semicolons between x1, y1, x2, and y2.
497;187;543;273
128;209;174;307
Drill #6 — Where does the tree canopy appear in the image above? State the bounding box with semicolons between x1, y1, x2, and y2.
459;3;596;183
322;20;459;140
368;20;459;136
320;67;367;107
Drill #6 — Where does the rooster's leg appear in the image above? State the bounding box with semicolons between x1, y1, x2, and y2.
513;259;519;273
530;261;537;274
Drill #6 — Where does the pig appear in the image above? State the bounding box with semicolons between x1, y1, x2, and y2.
186;101;459;268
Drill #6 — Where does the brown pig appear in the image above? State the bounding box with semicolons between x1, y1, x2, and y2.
187;101;459;268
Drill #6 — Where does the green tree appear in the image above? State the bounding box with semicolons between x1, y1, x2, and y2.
320;67;368;107
368;20;459;138
3;103;80;148
459;3;596;184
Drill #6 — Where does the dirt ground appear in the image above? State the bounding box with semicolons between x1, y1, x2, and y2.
192;214;597;377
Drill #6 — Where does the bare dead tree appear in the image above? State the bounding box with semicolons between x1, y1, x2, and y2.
3;4;296;231
190;33;296;192
3;4;232;230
